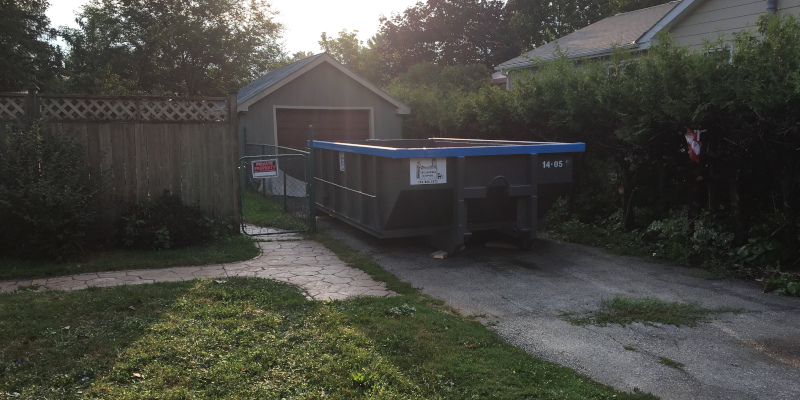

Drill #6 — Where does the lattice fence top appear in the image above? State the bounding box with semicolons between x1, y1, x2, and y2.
0;95;25;121
138;99;228;122
42;97;139;121
0;94;230;123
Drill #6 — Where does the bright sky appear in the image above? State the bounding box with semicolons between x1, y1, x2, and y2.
46;0;421;54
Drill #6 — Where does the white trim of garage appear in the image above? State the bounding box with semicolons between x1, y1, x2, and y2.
271;105;375;147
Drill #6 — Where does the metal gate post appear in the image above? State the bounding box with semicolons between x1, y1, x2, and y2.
261;144;267;198
283;167;288;211
307;125;317;233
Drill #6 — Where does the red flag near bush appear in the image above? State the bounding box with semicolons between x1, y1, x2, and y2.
683;128;703;163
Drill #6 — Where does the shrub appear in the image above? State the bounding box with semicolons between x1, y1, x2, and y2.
117;190;233;250
764;272;800;296
0;121;98;259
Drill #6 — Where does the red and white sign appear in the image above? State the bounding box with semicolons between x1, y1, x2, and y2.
684;128;704;163
252;159;278;178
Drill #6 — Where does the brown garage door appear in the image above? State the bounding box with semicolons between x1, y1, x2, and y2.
276;108;370;151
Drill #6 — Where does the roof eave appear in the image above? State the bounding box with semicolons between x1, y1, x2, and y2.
238;54;410;115
498;43;641;71
637;0;701;49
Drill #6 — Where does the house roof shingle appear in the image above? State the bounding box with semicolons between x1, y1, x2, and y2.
237;54;324;106
497;1;680;70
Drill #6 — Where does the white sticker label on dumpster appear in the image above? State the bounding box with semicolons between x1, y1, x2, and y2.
339;152;345;171
411;158;447;185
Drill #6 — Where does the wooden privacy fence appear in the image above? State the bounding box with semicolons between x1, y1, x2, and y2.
0;89;240;228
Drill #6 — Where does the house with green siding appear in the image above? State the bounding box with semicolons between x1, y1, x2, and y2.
497;0;800;88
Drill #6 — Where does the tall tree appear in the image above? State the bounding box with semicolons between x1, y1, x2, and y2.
319;30;363;68
62;0;284;95
318;30;389;85
378;0;519;76
0;0;63;92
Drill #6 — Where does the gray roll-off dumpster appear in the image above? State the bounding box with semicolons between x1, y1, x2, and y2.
311;138;585;254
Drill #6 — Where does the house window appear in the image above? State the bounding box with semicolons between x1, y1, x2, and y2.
706;44;733;63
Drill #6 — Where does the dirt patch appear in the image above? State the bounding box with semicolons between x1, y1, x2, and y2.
758;336;800;368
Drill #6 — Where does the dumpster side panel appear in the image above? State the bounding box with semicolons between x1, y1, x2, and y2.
462;155;530;189
313;139;583;252
377;158;455;232
537;153;574;184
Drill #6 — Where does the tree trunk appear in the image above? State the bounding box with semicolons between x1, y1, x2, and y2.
567;152;585;216
728;168;747;246
657;159;667;219
616;154;636;231
778;165;799;266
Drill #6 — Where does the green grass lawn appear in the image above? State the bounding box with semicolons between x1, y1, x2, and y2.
241;189;308;231
0;204;657;399
0;277;656;399
0;235;259;281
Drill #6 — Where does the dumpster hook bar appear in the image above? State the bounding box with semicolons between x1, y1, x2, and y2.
314;177;377;198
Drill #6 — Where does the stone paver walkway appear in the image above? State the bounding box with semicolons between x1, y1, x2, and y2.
0;240;394;301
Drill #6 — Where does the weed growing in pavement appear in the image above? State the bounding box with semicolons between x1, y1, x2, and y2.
568;296;742;327
659;357;685;371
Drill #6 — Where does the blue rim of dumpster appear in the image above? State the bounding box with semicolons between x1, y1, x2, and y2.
308;138;585;159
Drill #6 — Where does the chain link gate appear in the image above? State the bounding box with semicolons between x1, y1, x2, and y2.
240;143;315;236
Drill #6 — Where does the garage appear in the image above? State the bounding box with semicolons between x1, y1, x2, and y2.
236;53;410;157
275;108;370;151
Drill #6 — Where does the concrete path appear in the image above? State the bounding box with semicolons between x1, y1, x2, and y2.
0;239;394;301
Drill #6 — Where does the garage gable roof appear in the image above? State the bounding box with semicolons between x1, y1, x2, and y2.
238;53;411;114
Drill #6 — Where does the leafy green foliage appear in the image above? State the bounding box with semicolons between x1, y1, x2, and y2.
764;273;800;296
386;62;493;138
0;122;98;259
736;236;786;268
315;30;394;87
0;0;64;91
117;190;233;250
61;0;284;95
377;0;519;75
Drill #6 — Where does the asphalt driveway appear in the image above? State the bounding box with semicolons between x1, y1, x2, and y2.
319;219;800;400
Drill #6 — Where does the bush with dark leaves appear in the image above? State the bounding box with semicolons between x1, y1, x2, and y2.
0;121;98;259
118;190;233;250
